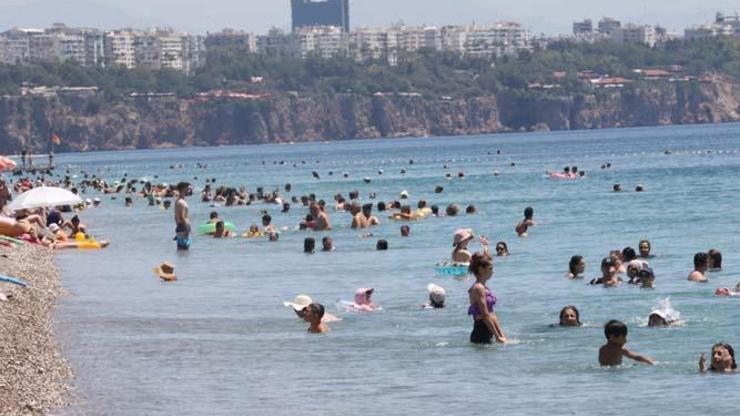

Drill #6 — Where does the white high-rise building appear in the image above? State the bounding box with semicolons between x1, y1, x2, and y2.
464;22;530;58
105;30;137;69
614;24;656;47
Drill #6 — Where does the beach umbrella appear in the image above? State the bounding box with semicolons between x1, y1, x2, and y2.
0;156;17;172
7;186;81;211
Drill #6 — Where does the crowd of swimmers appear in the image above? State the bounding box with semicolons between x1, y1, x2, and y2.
1;162;737;374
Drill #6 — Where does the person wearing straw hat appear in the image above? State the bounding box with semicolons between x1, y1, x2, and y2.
423;284;446;309
153;262;177;282
284;295;341;322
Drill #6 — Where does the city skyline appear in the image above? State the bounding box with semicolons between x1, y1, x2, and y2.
0;0;738;35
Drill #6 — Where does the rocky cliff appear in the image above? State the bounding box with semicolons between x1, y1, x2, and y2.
1;77;738;153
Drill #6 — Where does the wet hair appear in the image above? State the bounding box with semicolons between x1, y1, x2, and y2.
400;225;410;235
613;184;622;192
708;249;722;269
377;201;386;212
176;182;190;191
210;211;219;219
604;320;627;339
601;256;617;272
349;190;359;200
71;215;80;224
694;252;708;269
362;203;373;213
559;306;581;326
307;303;325;320
216;221;224;228
466;205;476;214
622;247;637;262
431;205;439;216
262;214;272;225
569;255;584;276
446;204;460;216
523;206;534;220
417;200;427;209
710;343;737;370
469;252;493;277
639;239;651;252
376;239;388;250
564;166;570;173
304;237;316;254
434;186;444;194
495;241;508;253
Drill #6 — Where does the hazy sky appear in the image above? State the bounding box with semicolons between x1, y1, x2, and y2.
0;0;738;34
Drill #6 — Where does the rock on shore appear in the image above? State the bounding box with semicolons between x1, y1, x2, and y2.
0;244;71;416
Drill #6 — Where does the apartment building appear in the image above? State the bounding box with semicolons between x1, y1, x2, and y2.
685;12;740;40
105;30;137;68
205;29;257;52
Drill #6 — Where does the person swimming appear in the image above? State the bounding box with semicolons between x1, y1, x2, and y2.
626;260;647;284
452;229;474;263
468;252;506;344
565;255;585;279
559;306;582;327
424;284;446;309
688;252;709;282
515;206;535;237
647;298;679;327
699;343;737;373
590;257;622;287
303;303;330;334
494;241;509;257
707;249;722;272
638;240;652;258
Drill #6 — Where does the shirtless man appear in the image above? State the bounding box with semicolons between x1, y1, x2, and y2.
362;204;380;226
350;203;369;229
311;203;331;231
174;182;191;250
303;303;330;333
688;252;709;282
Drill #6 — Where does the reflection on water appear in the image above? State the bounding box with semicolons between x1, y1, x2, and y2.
55;124;740;415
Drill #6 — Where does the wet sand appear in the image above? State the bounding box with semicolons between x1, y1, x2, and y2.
0;244;71;415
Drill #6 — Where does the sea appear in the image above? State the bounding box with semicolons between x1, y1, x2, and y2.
52;123;740;415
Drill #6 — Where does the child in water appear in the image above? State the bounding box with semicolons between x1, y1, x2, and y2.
599;320;655;366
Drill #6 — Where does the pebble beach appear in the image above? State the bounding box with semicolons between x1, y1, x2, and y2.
0;244;71;416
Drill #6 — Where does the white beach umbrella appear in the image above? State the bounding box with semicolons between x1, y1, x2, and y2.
7;186;82;211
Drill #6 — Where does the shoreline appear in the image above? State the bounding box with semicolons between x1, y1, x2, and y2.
0;244;71;415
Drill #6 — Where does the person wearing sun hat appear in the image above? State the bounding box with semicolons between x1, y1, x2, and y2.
283;294;341;322
153;261;177;282
424;284;446;309
452;229;488;263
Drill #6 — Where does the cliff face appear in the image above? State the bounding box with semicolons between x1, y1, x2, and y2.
0;94;501;153
497;77;740;131
1;77;739;153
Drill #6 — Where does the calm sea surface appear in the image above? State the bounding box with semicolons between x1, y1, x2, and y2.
53;124;740;415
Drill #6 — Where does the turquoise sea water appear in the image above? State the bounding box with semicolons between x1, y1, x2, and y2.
53;124;740;415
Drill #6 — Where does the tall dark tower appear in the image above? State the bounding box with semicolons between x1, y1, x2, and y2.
291;0;350;32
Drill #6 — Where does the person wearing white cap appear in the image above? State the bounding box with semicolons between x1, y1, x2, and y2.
424;284;446;309
283;295;341;322
92;197;101;207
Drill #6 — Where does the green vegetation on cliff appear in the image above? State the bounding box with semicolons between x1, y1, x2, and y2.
0;38;738;99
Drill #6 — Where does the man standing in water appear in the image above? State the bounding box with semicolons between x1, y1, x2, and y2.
175;182;191;250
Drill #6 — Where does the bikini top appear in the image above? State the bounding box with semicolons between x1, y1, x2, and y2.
468;285;496;317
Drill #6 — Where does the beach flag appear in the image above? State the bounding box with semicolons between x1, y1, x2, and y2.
51;133;62;145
